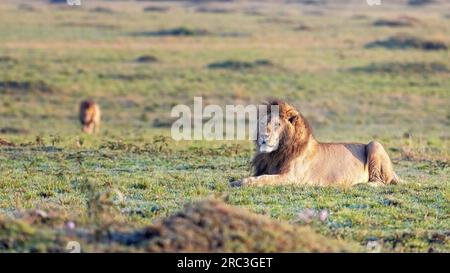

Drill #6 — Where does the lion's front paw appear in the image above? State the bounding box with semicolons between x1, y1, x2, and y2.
230;177;258;187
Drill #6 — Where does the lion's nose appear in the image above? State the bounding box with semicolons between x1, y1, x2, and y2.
260;134;269;144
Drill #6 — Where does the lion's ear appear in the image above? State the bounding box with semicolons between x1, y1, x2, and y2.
288;112;299;124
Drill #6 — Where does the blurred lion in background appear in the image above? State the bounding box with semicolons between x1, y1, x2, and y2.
79;100;101;134
0;138;15;147
232;100;400;187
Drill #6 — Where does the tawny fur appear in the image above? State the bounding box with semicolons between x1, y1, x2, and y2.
232;101;399;187
79;100;101;134
0;138;15;147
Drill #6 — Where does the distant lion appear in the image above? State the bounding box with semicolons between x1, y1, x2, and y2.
79;100;101;134
0;138;15;147
232;101;399;187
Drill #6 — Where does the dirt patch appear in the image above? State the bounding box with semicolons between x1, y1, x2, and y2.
373;16;423;27
350;62;449;74
112;200;360;252
0;81;55;94
208;59;274;70
366;34;448;51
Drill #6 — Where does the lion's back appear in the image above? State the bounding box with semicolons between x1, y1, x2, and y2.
295;143;369;185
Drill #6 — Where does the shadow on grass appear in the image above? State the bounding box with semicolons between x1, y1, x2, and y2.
129;27;249;38
349;62;449;74
143;6;171;13
0;80;56;95
135;55;159;63
0;127;29;135
365;34;448;51
372;16;423;27
207;59;275;70
130;27;211;37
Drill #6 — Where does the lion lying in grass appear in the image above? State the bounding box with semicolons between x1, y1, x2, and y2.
232;101;399;187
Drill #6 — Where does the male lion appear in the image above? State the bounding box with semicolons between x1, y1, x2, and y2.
0;138;15;147
79;100;101;134
232;101;399;187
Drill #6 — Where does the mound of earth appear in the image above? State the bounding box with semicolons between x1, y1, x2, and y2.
0;200;360;252
114;200;360;252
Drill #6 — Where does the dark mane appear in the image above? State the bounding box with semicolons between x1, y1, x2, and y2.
252;101;314;176
79;99;96;125
81;99;95;108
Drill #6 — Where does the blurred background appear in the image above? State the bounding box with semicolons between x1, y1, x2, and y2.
0;0;448;143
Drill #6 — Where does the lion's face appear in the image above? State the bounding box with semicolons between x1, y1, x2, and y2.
80;101;95;124
83;107;95;124
257;113;285;153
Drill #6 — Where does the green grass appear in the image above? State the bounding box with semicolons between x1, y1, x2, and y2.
0;0;449;252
